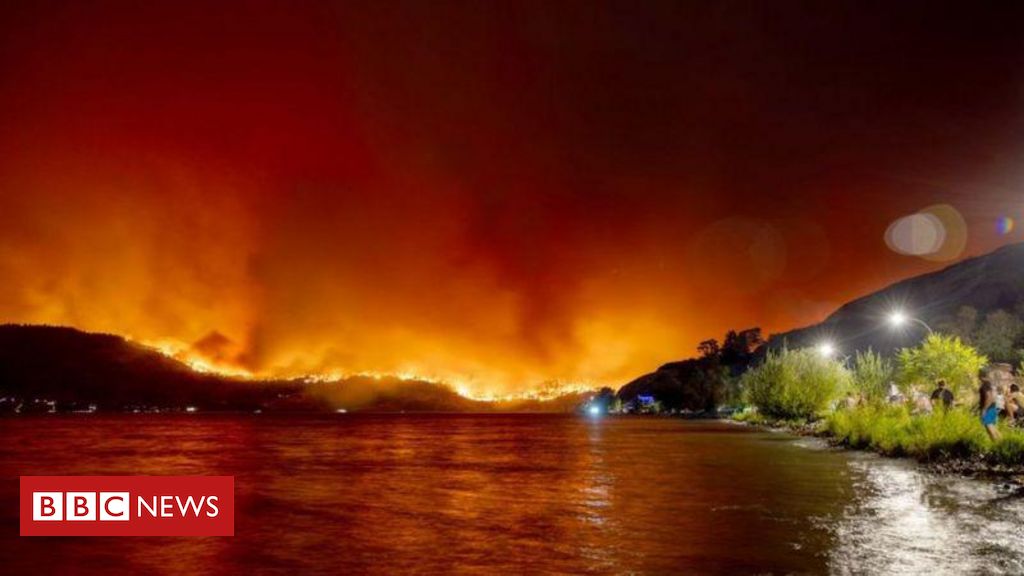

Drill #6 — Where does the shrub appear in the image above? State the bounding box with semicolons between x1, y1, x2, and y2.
973;310;1024;364
897;334;987;398
731;408;766;425
826;404;911;455
851;349;893;403
825;405;1024;464
742;347;851;420
989;430;1024;466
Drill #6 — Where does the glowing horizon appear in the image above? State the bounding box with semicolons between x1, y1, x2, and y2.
1;2;1021;399
134;334;599;402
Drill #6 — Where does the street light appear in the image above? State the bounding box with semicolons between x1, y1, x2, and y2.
817;342;836;358
887;310;934;334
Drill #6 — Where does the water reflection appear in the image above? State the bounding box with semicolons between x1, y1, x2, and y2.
0;415;1019;575
831;453;1024;575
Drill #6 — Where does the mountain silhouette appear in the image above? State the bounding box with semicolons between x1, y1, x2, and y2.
0;324;585;412
768;242;1024;354
0;324;300;411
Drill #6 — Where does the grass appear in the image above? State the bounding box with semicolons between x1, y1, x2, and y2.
731;407;809;429
824;405;1024;466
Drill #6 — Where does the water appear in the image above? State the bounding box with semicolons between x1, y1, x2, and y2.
0;414;1021;575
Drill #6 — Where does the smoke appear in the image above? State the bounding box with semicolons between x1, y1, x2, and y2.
0;150;704;395
2;1;1023;395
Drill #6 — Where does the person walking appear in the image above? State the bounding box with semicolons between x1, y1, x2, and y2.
980;381;1002;441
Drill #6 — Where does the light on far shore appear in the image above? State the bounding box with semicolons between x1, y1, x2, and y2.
588;405;601;416
817;342;836;358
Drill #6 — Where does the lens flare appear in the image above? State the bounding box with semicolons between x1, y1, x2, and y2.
884;213;945;255
996;216;1015;235
884;204;967;261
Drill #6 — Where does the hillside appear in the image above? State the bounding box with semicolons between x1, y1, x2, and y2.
767;242;1024;354
0;324;588;413
0;324;304;411
615;243;1024;410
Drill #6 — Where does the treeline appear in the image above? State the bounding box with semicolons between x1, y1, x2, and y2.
742;334;988;420
616;328;764;412
938;305;1024;365
613;305;1024;417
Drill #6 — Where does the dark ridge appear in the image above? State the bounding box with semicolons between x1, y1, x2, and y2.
0;324;589;413
766;242;1024;354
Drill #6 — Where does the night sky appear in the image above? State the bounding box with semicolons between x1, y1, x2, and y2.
2;2;1024;394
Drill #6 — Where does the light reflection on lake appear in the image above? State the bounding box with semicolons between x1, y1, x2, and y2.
831;452;1024;575
0;415;1020;575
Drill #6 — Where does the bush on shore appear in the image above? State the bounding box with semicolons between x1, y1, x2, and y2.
850;349;893;403
896;334;987;398
731;408;810;429
737;337;1024;467
742;348;851;420
825;405;1024;465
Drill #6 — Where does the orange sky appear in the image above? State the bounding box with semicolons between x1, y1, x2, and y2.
2;2;1024;395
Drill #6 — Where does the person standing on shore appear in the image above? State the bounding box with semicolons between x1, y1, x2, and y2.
930;379;954;410
979;381;1002;441
1007;384;1023;422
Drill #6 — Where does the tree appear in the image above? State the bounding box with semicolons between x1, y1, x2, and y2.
695;363;731;412
850;349;893;403
718;372;745;408
937;306;978;343
697;339;720;359
896;334;988;398
589;387;618;413
720;328;763;371
741;347;851;420
972;310;1024;364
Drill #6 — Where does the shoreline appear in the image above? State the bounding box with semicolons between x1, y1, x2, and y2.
726;415;1024;482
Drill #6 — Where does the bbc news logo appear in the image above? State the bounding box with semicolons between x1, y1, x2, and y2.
20;476;233;536
32;491;219;521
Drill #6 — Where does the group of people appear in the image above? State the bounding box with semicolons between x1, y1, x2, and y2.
893;379;954;415
881;377;1023;441
979;379;1024;440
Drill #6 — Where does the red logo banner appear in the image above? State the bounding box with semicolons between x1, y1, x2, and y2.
20;476;234;536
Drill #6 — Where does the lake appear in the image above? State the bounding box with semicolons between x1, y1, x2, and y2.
0;414;1021;574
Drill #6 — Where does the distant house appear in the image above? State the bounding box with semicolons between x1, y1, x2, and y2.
623;394;660;414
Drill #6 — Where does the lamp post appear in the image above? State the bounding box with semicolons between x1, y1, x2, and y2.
816;341;852;367
817;342;836;358
888;311;934;335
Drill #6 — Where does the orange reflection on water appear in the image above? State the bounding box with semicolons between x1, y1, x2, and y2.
1;415;1020;574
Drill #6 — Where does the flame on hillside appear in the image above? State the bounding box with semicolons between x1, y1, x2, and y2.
135;337;597;402
139;338;255;379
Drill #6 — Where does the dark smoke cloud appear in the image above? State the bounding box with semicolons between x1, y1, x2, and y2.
2;2;1024;394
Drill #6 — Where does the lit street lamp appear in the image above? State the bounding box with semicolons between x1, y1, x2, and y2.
888;311;934;335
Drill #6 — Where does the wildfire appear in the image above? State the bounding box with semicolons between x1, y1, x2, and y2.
455;380;597;402
133;337;598;402
137;338;255;379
